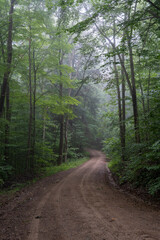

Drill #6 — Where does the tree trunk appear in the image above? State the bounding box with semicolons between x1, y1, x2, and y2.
94;19;140;143
58;112;64;165
32;49;36;162
0;0;15;117
121;53;126;160
4;82;10;163
139;81;146;116
64;116;68;163
64;52;74;163
57;43;64;165
127;34;140;143
58;79;64;165
43;108;46;145
0;33;6;63
113;21;124;161
27;30;33;172
147;69;151;113
139;80;149;142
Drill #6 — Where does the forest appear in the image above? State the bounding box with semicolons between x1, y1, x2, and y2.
0;0;160;197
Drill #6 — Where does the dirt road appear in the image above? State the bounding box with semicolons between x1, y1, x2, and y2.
0;150;160;240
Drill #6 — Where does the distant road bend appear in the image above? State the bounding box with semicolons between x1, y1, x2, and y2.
27;150;160;240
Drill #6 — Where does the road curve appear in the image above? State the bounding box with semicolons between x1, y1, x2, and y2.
27;150;160;240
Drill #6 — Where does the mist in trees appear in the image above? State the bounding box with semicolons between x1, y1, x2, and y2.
0;0;160;196
71;0;160;195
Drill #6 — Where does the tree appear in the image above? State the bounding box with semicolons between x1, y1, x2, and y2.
0;0;16;118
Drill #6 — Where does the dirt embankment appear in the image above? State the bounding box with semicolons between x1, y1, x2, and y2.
0;150;160;240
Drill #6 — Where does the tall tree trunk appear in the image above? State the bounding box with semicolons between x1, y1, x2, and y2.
139;81;146;116
58;114;64;165
118;51;140;143
94;18;140;143
4;82;10;163
43;108;46;145
42;107;47;158
59;114;64;165
32;49;36;162
138;57;146;116
64;88;72;163
121;53;126;160
64;116;68;163
0;34;6;63
0;0;15;117
127;34;140;143
114;62;124;159
27;29;33;172
64;52;74;163
57;3;70;165
147;69;151;113
58;81;64;165
139;80;149;142
57;39;64;165
146;69;151;141
113;21;124;161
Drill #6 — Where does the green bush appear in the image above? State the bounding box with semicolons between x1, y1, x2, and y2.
0;161;13;187
103;137;120;158
45;157;88;177
148;177;160;195
108;158;122;175
105;138;160;195
0;178;4;187
67;147;84;159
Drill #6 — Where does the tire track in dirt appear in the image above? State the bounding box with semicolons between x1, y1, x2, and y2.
79;154;120;240
27;150;160;240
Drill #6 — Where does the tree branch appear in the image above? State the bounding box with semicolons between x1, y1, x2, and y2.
145;0;160;11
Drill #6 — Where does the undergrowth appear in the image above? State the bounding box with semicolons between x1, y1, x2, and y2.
108;154;160;197
104;135;160;197
0;157;88;196
44;157;88;177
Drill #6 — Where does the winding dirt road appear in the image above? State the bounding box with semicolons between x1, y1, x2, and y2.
0;150;160;240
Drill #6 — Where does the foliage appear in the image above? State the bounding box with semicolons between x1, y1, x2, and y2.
0;157;88;195
86;0;160;196
0;158;13;187
43;157;88;177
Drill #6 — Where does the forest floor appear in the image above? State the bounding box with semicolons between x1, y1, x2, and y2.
0;150;160;240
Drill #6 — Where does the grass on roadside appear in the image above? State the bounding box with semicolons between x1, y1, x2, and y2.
44;157;88;177
0;157;88;196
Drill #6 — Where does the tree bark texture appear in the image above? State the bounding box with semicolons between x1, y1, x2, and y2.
58;112;64;165
64;116;68;163
27;31;33;172
121;53;126;160
95;19;140;143
0;0;15;117
4;82;11;163
113;19;126;161
127;34;140;143
32;49;37;161
58;64;64;165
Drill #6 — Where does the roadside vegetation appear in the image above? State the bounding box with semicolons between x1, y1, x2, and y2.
0;156;88;195
45;157;88;177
